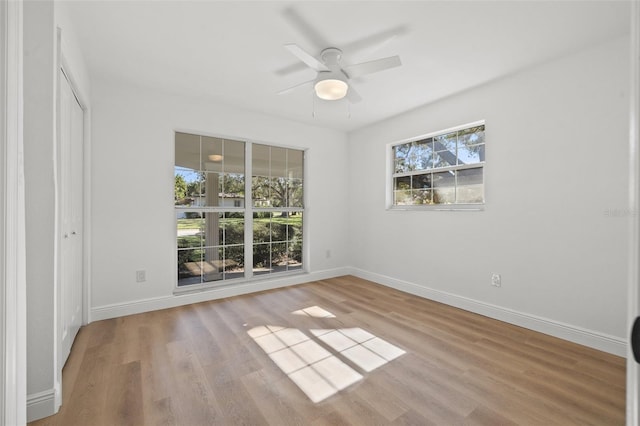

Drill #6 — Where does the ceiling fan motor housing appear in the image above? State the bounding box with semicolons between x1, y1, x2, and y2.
320;47;343;68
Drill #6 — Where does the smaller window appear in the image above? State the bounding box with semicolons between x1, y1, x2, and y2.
390;123;485;208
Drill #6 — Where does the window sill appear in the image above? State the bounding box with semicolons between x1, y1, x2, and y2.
387;204;485;212
173;269;308;295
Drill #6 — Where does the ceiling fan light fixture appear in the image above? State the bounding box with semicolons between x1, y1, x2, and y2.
314;72;348;100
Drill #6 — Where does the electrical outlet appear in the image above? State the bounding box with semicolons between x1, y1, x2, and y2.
136;270;146;283
491;273;501;287
326;250;331;259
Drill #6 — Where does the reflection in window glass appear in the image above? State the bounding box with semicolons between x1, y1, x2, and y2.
391;123;485;206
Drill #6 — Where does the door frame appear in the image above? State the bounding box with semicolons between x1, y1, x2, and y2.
1;0;26;424
628;1;640;425
627;1;640;426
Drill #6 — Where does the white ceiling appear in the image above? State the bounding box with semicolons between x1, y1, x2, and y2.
62;0;631;132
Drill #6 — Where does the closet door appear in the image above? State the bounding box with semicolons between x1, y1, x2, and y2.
59;68;83;365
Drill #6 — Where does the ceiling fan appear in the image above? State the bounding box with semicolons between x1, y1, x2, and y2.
278;43;402;103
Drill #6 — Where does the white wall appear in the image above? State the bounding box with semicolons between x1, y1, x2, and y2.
89;78;349;317
23;1;57;418
347;36;630;355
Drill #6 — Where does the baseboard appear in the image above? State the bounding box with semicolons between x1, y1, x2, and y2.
91;267;350;321
348;268;627;357
27;388;57;422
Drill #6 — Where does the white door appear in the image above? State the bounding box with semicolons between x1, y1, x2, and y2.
59;68;83;365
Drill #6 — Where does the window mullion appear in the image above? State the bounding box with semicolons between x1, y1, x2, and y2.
244;141;253;280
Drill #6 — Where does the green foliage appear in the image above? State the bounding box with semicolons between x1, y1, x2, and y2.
175;174;187;201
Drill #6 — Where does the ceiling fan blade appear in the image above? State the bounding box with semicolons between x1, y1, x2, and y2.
277;79;315;95
275;62;310;76
342;26;408;59
284;44;329;72
344;55;402;79
346;86;362;103
282;7;330;51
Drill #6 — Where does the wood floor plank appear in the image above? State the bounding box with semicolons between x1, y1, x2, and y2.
29;276;626;425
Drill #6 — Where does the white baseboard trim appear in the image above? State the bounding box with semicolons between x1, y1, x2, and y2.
348;268;627;357
27;388;57;422
91;267;350;321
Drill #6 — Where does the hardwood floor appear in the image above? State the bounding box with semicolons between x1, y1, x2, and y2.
29;276;626;425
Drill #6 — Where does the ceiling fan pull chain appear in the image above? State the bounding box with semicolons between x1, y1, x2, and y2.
312;92;316;118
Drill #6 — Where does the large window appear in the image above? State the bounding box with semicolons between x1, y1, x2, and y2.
175;133;304;288
390;123;485;208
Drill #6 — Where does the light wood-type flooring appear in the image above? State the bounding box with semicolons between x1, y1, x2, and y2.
29;276;626;425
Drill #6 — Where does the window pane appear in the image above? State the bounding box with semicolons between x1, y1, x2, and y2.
288;178;303;207
224;139;245;174
177;248;203;286
394;176;412;205
252;176;270;207
202;247;224;283
459;125;485;145
253;212;271;243
286;212;303;243
432;171;455;204
410;139;433;171
201;136;224;173
202;172;222;206
222;213;244;245
412;189;432;205
394;190;412;205
270;177;287;207
288;149;303;179
457;144;484;165
252;144;270;177
393;143;410;173
221;173;245;206
395;175;411;190
456;168;484;203
271;212;288;243
411;174;432;190
272;242;287;271
224;245;244;279
434;132;456;152
253;243;271;276
271;147;287;178
175;167;202;207
458;126;485;164
433;152;454;169
177;213;203;248
175;132;200;176
201;212;222;248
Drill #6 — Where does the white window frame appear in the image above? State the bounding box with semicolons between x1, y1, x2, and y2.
174;132;306;293
387;120;485;211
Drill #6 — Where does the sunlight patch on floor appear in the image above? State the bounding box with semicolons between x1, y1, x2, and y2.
247;307;406;403
291;305;336;318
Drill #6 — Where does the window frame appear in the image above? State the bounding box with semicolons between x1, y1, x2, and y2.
386;120;486;211
174;130;307;293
